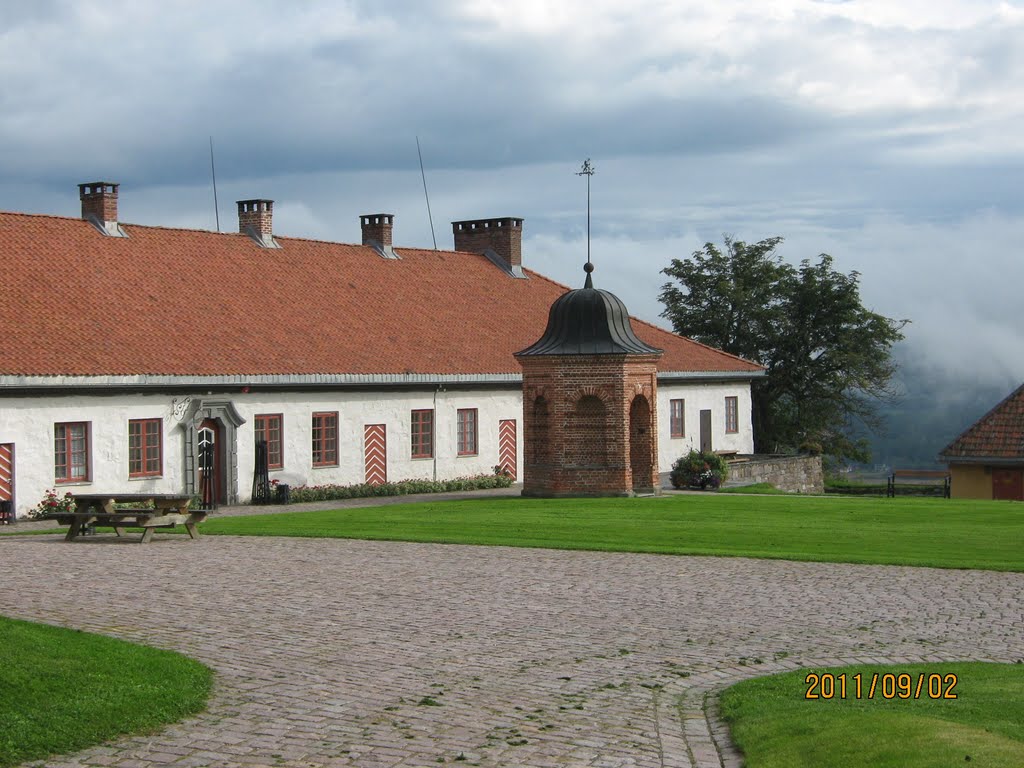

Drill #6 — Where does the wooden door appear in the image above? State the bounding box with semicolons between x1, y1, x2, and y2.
364;424;387;486
198;419;225;506
992;468;1024;501
629;396;654;493
699;410;713;453
0;443;13;522
498;419;518;480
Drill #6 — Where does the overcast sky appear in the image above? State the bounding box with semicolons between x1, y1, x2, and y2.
3;0;1022;384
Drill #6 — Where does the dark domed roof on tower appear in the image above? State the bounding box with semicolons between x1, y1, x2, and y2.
516;263;663;356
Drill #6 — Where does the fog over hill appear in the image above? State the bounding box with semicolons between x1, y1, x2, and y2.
865;343;1021;469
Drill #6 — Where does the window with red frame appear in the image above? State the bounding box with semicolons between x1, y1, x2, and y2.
255;414;284;469
725;396;739;434
669;399;685;438
411;409;434;458
312;412;338;466
128;418;162;477
55;422;89;482
457;408;478;455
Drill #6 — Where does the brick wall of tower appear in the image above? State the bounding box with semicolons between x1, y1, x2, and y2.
519;354;660;497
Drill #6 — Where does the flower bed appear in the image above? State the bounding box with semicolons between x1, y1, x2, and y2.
29;489;76;519
286;472;514;503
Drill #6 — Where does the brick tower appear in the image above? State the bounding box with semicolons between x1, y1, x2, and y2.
515;263;663;497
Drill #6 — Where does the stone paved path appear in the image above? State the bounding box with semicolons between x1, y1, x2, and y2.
2;529;1023;767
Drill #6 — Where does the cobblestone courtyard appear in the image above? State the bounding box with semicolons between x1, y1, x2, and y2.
2;529;1023;767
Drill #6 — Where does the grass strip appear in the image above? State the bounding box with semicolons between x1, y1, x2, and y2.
0;615;212;768
0;528;66;536
719;662;1024;767
716;483;789;495
191;493;1024;571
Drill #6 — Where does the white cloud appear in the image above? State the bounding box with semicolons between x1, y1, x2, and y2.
1;0;1023;388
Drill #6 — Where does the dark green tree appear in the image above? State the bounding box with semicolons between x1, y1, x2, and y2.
659;237;908;463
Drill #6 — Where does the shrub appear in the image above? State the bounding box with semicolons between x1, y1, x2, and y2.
670;450;729;490
30;488;76;519
286;471;514;504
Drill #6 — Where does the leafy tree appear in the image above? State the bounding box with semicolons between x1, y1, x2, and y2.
658;236;789;362
660;237;908;463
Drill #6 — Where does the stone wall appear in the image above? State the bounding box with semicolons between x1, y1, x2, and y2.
726;454;824;494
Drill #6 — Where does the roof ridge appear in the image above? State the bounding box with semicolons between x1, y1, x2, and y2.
0;210;473;253
0;209;228;235
939;381;1024;456
0;210;90;224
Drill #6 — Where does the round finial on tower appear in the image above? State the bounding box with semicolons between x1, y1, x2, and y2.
584;262;594;273
583;261;594;288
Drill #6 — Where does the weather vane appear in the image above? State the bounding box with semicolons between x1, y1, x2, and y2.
576;158;595;285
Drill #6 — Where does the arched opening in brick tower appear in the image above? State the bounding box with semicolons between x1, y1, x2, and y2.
567;395;608;468
629;394;655;493
528;395;551;467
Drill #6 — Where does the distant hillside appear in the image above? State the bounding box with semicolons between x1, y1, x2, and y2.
864;346;1019;469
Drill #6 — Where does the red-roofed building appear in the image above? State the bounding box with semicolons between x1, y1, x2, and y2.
939;384;1024;501
0;182;764;518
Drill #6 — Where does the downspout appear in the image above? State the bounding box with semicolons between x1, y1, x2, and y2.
433;384;445;481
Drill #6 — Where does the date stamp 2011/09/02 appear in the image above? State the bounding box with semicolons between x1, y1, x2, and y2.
804;671;958;700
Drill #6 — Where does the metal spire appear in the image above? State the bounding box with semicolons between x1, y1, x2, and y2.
576;158;595;288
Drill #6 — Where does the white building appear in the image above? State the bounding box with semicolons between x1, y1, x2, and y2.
0;183;763;518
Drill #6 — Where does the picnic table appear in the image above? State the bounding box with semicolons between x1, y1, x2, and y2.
50;493;207;543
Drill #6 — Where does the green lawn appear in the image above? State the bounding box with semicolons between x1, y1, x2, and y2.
193;493;1024;571
717;482;790;495
720;662;1024;767
0;615;212;768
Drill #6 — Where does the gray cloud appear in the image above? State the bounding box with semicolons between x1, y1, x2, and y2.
2;0;1023;385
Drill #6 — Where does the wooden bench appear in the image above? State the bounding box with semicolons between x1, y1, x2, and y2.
51;510;210;543
49;494;207;543
886;470;951;498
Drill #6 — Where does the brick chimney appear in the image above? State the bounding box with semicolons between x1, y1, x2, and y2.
361;214;394;248
237;199;278;248
360;213;399;259
79;182;125;236
452;217;525;277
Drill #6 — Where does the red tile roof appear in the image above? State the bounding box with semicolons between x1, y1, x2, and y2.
0;211;764;378
940;383;1024;461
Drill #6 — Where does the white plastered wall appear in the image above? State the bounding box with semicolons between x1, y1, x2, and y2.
0;388;524;518
0;393;188;518
1;378;755;517
657;380;756;471
233;388;525;492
